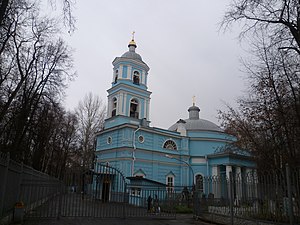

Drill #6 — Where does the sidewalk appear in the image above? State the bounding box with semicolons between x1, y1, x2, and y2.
23;214;214;225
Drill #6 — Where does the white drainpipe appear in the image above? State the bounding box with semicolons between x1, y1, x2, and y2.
205;155;209;176
132;126;141;176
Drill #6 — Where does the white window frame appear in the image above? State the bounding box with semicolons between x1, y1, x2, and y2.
130;187;141;197
166;175;174;192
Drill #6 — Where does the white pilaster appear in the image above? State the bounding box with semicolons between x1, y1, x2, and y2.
226;165;232;178
123;93;128;116
143;98;147;118
142;71;146;84
112;70;115;83
119;65;123;78
146;100;150;120
127;66;132;79
107;97;112;117
116;94;120;115
212;166;220;198
212;166;219;176
235;166;242;202
119;93;124;115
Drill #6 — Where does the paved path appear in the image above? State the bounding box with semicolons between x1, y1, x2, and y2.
23;214;214;225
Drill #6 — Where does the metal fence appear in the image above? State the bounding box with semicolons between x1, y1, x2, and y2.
21;164;178;219
0;152;59;220
194;165;300;225
3;153;299;225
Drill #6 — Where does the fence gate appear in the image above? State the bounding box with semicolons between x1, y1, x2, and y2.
21;164;178;220
22;164;127;219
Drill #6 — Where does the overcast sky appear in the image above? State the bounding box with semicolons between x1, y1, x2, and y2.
58;0;247;129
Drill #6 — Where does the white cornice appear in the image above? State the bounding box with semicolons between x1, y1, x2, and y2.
113;57;150;71
107;83;152;96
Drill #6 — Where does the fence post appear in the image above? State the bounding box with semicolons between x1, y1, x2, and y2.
285;164;294;225
0;153;10;217
57;181;63;220
229;171;234;225
123;183;127;219
17;161;24;201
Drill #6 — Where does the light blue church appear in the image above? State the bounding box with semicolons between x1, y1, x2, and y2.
95;38;255;197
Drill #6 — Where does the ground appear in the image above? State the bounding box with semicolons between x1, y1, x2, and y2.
23;214;214;225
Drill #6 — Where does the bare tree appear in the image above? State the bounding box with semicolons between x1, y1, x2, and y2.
222;0;300;55
75;93;106;169
219;35;300;170
219;0;300;170
0;0;75;32
0;0;75;167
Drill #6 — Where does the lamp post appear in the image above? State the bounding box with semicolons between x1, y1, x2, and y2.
165;154;195;187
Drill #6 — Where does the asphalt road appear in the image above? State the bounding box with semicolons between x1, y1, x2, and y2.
23;214;214;225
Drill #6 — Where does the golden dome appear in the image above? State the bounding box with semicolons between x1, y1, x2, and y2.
128;39;137;47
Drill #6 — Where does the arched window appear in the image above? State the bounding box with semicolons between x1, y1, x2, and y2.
130;98;139;118
163;140;177;150
195;174;204;193
111;97;117;117
114;70;118;83
133;71;140;85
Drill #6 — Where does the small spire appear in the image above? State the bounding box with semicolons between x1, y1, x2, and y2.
188;96;200;120
128;31;137;48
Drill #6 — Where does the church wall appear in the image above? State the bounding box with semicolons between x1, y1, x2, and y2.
189;140;226;155
228;158;256;168
188;131;236;141
209;157;255;168
96;149;183;186
180;138;189;151
96;126;185;152
192;164;209;177
132;129;182;152
140;98;145;119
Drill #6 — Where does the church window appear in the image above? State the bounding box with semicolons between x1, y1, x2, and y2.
133;71;140;85
166;175;174;192
195;174;204;193
107;136;112;144
163;140;177;150
138;135;144;143
130;98;139;118
131;188;141;196
111;97;117;117
114;70;118;83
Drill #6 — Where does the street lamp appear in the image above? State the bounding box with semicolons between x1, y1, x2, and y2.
165;154;195;187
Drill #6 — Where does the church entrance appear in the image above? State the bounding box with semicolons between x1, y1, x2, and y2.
101;178;110;202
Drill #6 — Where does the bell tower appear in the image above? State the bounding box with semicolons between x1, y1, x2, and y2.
105;36;151;129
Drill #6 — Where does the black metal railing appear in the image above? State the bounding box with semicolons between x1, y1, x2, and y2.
193;165;300;225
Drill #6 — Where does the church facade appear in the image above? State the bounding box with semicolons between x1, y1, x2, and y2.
95;38;255;196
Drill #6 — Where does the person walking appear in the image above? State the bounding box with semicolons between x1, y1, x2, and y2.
153;194;159;213
147;195;152;212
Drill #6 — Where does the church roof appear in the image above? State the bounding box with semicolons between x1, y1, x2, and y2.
121;51;143;61
169;118;223;132
168;104;223;133
121;38;143;61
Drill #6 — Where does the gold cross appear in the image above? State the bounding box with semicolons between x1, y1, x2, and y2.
132;31;135;40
